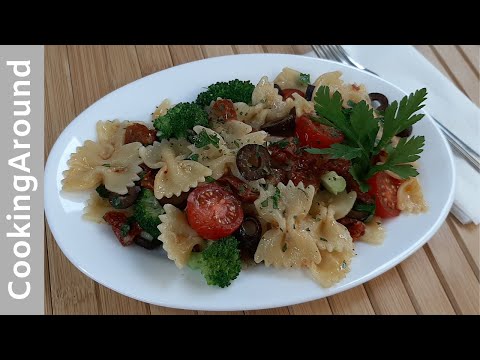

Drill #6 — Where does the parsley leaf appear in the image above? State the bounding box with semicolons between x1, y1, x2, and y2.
307;85;427;191
375;88;427;153
367;136;424;179
193;129;220;148
205;176;216;183
299;73;310;85
271;188;281;209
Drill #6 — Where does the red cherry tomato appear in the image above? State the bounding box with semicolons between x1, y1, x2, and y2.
295;115;344;149
367;172;402;218
282;88;305;101
211;99;237;121
186;183;243;240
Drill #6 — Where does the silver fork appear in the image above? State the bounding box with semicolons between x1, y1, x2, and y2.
312;44;480;172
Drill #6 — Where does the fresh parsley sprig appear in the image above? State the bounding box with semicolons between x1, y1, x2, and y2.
306;86;427;192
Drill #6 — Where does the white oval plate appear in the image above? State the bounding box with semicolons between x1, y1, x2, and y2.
45;54;455;311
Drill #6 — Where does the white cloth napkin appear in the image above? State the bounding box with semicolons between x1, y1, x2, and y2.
305;45;480;224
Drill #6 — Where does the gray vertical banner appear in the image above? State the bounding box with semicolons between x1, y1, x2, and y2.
0;46;44;314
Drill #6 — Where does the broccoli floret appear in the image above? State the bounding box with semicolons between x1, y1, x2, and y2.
153;102;208;140
134;189;165;239
195;79;255;107
188;236;242;288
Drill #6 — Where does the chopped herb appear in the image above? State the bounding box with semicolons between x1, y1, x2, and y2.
193;129;220;148
320;237;328;242
340;260;347;270
102;164;111;167
282;243;288;252
292;137;300;145
271;188;281;209
205;176;215;183
261;199;269;207
120;224;130;237
306;228;311;232
233;140;240;148
299;73;310;86
272;139;290;149
187;154;199;162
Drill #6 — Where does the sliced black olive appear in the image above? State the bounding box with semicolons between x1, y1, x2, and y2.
274;84;283;97
260;108;296;137
368;92;389;112
305;84;316;101
396;126;413;138
235;216;262;260
134;236;162;250
236;144;271;181
108;186;141;209
158;191;190;210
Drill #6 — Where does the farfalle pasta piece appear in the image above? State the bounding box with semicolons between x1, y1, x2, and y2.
234;102;270;129
292;92;314;117
252;76;295;123
188;126;236;179
153;139;212;199
63;140;143;195
152;99;172;120
397;177;428;213
310;190;357;220
214;120;268;150
254;227;321;268
309;248;354;288
273;67;308;92
96;120;130;154
82;192;133;223
303;205;354;253
358;218;385;245
140;139;191;169
158;204;207;268
254;181;320;268
312;71;371;107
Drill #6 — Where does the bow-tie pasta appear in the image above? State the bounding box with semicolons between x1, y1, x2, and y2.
312;71;371;107
252;76;295;123
273;67;308;92
397;178;428;213
159;204;207;268
62;120;143;195
152;139;212;199
253;181;320;268
188;126;236;180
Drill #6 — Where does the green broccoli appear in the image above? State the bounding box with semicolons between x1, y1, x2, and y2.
153;102;208;140
188;236;242;288
195;79;255;107
134;188;165;239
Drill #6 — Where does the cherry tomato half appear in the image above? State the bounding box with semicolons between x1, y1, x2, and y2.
186;183;243;240
295;115;344;149
367;172;402;218
282;88;305;101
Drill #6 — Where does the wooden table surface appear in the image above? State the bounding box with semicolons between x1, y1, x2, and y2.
44;45;480;315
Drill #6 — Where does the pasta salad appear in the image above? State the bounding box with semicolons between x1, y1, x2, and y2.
62;68;428;288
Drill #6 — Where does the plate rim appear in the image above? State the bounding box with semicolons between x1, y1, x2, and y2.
44;53;456;311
